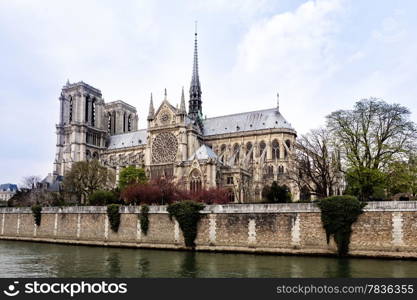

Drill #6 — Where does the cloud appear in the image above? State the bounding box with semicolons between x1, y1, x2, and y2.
215;0;347;131
1;0;417;185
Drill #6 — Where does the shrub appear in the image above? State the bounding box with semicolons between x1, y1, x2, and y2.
167;201;205;248
139;205;150;235
88;190;118;205
262;182;291;203
317;195;366;256
187;187;230;204
107;204;121;232
31;204;42;226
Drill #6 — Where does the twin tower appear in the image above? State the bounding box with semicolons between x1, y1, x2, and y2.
54;30;203;176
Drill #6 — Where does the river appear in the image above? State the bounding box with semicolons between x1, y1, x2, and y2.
0;240;416;277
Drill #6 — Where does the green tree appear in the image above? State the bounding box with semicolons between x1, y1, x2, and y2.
62;160;115;204
262;182;291;203
327;98;416;200
386;154;417;197
118;166;147;190
345;167;386;201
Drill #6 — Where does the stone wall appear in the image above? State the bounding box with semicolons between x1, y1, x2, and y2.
1;202;417;259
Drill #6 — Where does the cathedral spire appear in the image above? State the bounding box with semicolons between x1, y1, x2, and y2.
180;86;186;114
164;88;167;101
277;92;280;111
188;21;202;122
148;93;155;120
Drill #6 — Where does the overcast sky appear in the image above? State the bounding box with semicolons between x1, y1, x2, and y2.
1;0;416;185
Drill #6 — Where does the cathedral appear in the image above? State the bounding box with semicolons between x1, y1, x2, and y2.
53;31;299;202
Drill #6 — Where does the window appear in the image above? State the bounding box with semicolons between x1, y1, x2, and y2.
259;141;266;157
284;140;291;159
85;96;89;123
220;144;226;163
246;142;253;163
233;143;240;165
123;112;127;132
91;99;96;126
272;139;280;160
278;166;284;174
107;113;112;133
189;169;202;193
228;190;235;202
227;177;234;184
128;115;132;131
69;96;73;122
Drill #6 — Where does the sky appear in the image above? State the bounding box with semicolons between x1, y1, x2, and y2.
1;0;417;185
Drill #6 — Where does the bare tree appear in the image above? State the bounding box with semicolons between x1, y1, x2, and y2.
288;127;342;199
21;175;42;189
62;160;115;203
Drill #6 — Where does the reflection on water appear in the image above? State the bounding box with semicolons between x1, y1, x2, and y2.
0;240;417;278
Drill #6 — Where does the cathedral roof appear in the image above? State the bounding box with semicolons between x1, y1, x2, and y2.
107;129;147;150
202;108;295;136
188;144;218;161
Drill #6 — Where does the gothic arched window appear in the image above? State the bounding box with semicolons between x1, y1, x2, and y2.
259;141;266;157
128;115;132;132
107;113;112;133
268;165;274;175
284;140;291;159
189;169;202;193
69;96;73;123
272;139;280;160
246;142;253;163
91;98;96;126
85;96;89;123
233;143;240;165
220;144;226;163
123;112;127;132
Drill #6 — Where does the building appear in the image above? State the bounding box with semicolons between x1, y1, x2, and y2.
53;30;298;202
0;183;18;204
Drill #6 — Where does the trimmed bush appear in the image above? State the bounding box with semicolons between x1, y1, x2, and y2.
88;190;118;205
107;204;120;232
139;205;150;235
31;204;42;226
317;195;366;256
167;201;205;248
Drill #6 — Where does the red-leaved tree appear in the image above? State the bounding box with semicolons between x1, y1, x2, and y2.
121;177;231;205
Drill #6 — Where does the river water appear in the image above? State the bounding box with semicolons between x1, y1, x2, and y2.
1;240;416;278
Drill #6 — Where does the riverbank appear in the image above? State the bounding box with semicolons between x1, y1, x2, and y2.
1;202;417;259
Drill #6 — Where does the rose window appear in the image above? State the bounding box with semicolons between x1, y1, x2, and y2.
151;132;178;163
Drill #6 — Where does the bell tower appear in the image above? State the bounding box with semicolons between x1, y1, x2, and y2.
54;81;107;176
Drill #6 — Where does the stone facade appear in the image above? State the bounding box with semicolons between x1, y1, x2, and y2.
53;32;299;202
0;184;17;205
1;201;417;259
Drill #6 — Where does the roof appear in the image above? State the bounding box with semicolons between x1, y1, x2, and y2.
0;184;18;192
189;144;218;161
203;108;295;136
40;174;64;192
107;129;147;150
